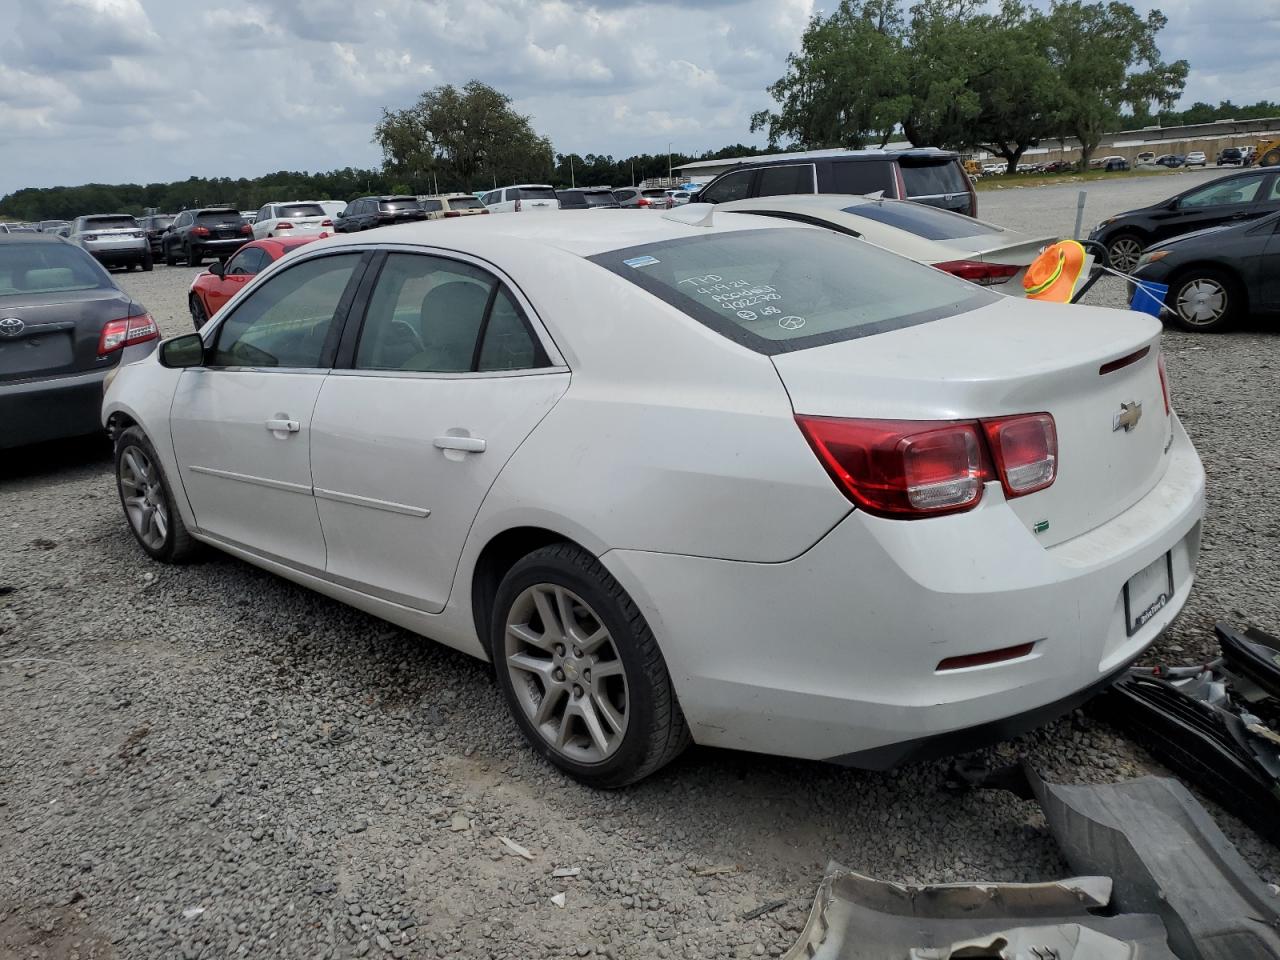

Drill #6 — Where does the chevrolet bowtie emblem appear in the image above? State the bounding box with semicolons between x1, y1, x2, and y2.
1113;400;1143;433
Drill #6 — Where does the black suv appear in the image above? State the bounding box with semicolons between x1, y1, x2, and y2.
694;149;977;216
140;214;175;254
556;188;620;209
1089;168;1280;272
1216;148;1244;167
162;209;251;266
333;196;427;232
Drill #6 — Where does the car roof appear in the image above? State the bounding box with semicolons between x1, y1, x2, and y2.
314;206;804;258
497;184;554;190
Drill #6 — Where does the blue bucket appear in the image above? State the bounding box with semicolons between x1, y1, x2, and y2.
1130;280;1168;318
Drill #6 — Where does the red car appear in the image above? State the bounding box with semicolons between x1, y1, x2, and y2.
188;235;320;328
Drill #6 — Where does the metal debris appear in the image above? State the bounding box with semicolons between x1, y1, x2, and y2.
498;836;534;861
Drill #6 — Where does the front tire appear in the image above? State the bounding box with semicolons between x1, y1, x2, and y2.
1166;267;1241;332
114;426;200;563
1106;232;1145;273
491;544;689;788
189;295;209;330
141;251;153;272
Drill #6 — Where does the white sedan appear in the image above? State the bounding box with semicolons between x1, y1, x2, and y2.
717;194;1060;293
102;208;1204;787
251;202;334;240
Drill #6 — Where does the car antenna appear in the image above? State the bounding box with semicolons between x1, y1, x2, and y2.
862;190;885;202
662;203;715;227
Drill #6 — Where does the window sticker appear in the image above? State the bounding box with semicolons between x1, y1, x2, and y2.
623;255;661;268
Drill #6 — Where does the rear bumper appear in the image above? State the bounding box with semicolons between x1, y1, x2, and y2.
194;238;247;251
602;417;1205;764
85;243;147;263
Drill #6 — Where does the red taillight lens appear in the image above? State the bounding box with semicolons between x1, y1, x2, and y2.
1157;354;1171;415
636;197;650;207
444;211;461;218
275;221;294;230
981;413;1057;497
796;416;992;517
320;219;333;226
241;224;252;234
933;260;1021;285
98;313;158;356
191;226;210;237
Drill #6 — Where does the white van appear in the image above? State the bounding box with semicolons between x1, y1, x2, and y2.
480;184;560;213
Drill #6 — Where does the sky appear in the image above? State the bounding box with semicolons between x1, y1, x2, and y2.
0;0;1275;197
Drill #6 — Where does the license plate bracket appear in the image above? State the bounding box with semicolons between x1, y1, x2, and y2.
1124;552;1175;636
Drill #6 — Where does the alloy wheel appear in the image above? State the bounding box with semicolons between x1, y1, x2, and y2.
1175;278;1228;326
118;445;169;550
1108;236;1143;273
504;583;629;764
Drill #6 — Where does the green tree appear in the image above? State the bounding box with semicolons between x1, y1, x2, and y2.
1041;1;1187;169
750;0;909;149
899;0;982;148
374;81;553;192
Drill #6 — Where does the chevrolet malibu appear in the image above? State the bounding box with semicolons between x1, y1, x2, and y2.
101;208;1205;787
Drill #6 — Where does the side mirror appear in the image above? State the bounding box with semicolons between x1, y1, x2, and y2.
160;333;206;368
207;261;224;278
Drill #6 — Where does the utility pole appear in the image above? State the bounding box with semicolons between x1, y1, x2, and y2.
668;142;672;182
630;158;635;187
570;155;575;188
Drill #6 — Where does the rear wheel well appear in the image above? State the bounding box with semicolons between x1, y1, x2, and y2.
471;527;583;654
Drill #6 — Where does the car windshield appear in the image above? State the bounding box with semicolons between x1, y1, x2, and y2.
380;198;421;212
197;211;243;225
0;243;110;296
275;204;325;218
517;187;557;201
899;160;967;198
844;201;1002;240
84;216;138;230
591;226;990;355
448;196;484;210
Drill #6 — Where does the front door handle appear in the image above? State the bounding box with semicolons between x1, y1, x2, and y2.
265;418;299;433
433;435;486;453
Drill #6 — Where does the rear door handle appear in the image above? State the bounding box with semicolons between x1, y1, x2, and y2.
433;435;486;453
265;418;299;433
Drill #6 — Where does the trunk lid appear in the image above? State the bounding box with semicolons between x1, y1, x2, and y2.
772;297;1171;545
0;288;138;382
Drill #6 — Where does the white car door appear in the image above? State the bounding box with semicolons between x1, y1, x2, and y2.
251;205;275;241
169;251;369;569
309;250;569;613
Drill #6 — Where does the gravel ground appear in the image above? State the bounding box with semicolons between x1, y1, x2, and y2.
3;170;1279;959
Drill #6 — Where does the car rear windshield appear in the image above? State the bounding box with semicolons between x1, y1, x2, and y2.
583;192;618;207
641;189;668;199
0;243;110;296
899;160;968;198
420;199;443;212
590;227;990;355
517;187;558;201
447;196;484;210
84;216;139;230
276;204;325;218
557;192;589;208
197;211;243;225
844;201;1002;240
379;198;421;212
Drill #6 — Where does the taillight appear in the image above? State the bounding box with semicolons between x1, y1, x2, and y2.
981;413;1057;497
98;313;158;356
444;211;461;218
320;219;333;226
192;226;210;237
1157;354;1171;415
933;260;1021;285
636;197;650;207
796;412;1058;518
276;221;294;230
241;224;253;234
480;209;490;214
796;417;992;517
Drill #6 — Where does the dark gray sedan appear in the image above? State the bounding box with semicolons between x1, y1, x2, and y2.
1131;210;1280;332
0;234;158;448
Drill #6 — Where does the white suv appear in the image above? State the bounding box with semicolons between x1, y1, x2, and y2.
252;202;333;240
480;185;559;213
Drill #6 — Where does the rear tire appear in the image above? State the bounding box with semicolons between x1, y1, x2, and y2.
141;251;153;272
114;426;200;564
490;543;690;788
165;242;178;267
1165;266;1241;333
186;244;201;267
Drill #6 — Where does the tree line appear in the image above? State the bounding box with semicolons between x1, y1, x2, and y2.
750;0;1191;171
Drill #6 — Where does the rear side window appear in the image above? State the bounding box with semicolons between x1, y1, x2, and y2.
591;227;989;355
899;160;967;198
757;164;816;197
84;216;139;230
518;187;557;201
0;243;111;296
275;204;325;218
843;201;1002;240
421;199;443;212
831;162;896;195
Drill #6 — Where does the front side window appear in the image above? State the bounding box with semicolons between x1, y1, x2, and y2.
421;199;443;213
699;170;754;204
354;253;542;373
1180;174;1265;208
226;247;266;276
757;164;816;198
210;253;361;368
591;227;990;355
